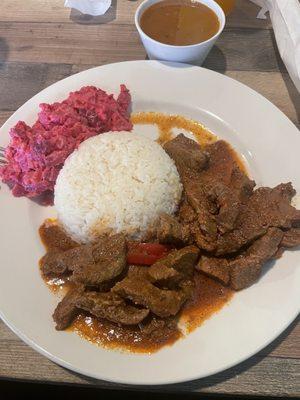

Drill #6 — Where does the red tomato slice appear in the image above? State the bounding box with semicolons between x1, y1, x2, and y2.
126;253;161;265
127;242;172;265
128;242;171;255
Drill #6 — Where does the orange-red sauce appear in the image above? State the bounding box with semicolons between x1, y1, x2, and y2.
140;0;220;46
181;273;233;333
131;112;216;146
69;273;233;353
71;315;182;354
131;111;247;175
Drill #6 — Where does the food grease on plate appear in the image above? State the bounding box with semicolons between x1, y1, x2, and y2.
131;111;216;145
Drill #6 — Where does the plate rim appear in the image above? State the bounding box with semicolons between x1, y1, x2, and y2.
0;303;299;386
0;60;299;386
1;60;299;134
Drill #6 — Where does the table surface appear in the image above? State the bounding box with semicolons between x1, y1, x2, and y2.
0;0;299;397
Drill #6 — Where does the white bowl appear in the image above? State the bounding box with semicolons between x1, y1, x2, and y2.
135;0;226;65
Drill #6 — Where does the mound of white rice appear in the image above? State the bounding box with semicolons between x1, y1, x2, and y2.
54;132;182;243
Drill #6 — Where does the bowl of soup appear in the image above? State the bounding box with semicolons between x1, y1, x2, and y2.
135;0;225;64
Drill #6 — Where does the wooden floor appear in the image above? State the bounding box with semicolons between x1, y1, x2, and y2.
0;0;299;397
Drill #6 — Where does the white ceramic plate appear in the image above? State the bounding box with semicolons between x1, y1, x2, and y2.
0;61;299;385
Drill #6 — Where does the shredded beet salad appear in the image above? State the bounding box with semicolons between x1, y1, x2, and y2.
0;84;132;204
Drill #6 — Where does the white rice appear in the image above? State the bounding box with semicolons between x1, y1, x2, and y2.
54;132;182;243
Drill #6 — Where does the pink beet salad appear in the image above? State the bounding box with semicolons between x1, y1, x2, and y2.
0;85;132;204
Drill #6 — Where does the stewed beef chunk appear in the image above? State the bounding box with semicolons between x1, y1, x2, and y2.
216;183;296;255
139;317;178;342
41;233;126;286
148;245;199;285
157;213;191;246
197;256;230;286
53;285;84;330
165;137;255;251
127;265;150;280
164;135;217;250
197;228;284;290
229;227;283;290
178;171;217;251
280;228;300;248
76;292;149;325
41;244;94;276
291;209;300;227
139;317;166;335
214;166;255;234
112;266;189;318
39;220;79;251
179;197;197;223
148;264;182;285
41;250;68;276
71;234;126;286
164;133;209;175
187;141;255;240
